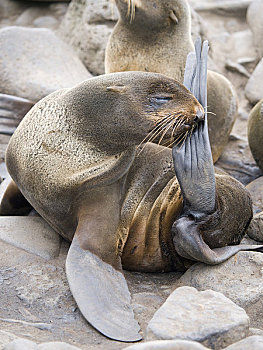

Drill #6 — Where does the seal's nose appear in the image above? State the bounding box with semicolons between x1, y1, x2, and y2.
194;107;205;122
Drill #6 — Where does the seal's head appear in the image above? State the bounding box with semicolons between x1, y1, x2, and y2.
115;0;191;31
81;72;204;149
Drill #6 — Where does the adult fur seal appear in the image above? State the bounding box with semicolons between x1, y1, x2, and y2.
105;0;238;162
1;43;261;342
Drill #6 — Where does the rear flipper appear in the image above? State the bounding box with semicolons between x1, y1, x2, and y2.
0;94;34;135
172;38;263;264
66;182;141;342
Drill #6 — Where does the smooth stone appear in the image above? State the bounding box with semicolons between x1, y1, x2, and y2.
59;0;118;75
0;216;61;260
248;100;263;171
247;0;263;59
38;342;82;350
15;7;50;27
224;335;263;349
4;339;37;350
146;286;249;349
124;339;210;350
177;252;263;329
246;176;263;213
0;26;92;102
247;212;263;241
193;0;252;16
227;30;256;62
246;60;263;104
33;16;59;29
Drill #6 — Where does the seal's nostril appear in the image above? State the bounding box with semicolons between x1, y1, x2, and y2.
195;107;205;122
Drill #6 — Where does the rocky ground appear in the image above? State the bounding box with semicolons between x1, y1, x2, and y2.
1;0;263;349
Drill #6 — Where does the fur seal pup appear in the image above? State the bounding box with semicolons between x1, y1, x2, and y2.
248;99;263;172
105;0;238;162
1;42;261;342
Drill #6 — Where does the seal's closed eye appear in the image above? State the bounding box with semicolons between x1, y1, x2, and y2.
150;96;173;107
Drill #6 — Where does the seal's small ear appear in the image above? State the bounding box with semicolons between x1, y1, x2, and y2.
169;10;178;24
106;85;127;93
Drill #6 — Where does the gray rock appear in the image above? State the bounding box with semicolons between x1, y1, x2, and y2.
124;339;209;350
249;328;263;336
247;211;263;241
247;0;263;59
146;286;249;349
0;26;92;102
0;216;61;260
59;0;118;75
33;16;59;29
192;0;252;16
177;252;263;329
4;339;37;350
246;176;263;213
245;58;263;104
224;335;263;349
38;342;82;350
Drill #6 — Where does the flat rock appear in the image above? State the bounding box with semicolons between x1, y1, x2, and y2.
224;335;263;349
4;338;37;350
247;0;263;59
0;216;61;260
246;176;263;213
245;59;263;104
124;339;209;350
0;26;92;102
146;286;249;349
177;252;263;329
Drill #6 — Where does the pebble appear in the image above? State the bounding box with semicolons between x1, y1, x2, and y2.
177;252;263;329
245;59;263;104
246;176;263;213
4;339;37;350
124;339;210;350
146;286;249;349
33;16;58;29
247;0;263;59
247;211;263;241
224;335;263;349
0;26;92;102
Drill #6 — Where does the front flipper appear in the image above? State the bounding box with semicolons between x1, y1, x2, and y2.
66;182;141;342
172;38;263;264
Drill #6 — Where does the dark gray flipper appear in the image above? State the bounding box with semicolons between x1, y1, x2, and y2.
172;38;263;264
66;183;141;342
174;39;215;219
0;94;34;135
66;236;141;342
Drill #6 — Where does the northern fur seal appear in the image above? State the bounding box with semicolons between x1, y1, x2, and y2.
248;99;263;172
1;42;261;342
105;0;238;162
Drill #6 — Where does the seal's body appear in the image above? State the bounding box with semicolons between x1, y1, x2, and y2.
105;0;238;162
2;70;256;342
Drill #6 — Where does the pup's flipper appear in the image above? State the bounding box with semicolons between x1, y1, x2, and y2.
66;183;141;342
0;94;34;135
